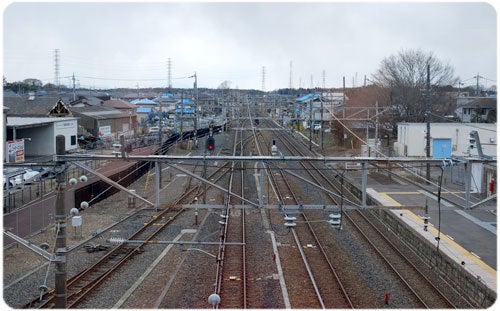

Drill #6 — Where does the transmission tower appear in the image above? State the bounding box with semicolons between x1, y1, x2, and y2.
262;66;266;92
322;70;326;89
167;58;172;90
54;49;60;88
289;61;293;89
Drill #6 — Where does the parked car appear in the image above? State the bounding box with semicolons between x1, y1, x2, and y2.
14;169;41;185
3;168;40;188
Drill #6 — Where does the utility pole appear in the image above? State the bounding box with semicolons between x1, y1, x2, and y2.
72;73;76;101
425;64;431;183
167;58;172;91
474;73;483;96
342;76;346;148
262;66;266;92
309;97;312;151
54;135;67;308
375;101;379;154
54;49;60;91
158;93;163;186
193;72;198;147
320;95;324;150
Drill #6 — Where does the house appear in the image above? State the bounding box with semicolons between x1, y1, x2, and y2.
455;93;496;123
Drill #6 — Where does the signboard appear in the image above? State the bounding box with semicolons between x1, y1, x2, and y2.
6;139;25;163
98;125;112;137
56;120;76;129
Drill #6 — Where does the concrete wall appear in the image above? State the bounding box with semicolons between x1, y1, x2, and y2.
373;209;496;308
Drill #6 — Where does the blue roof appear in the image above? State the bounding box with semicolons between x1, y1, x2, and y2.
175;108;195;114
131;98;156;105
137;107;152;113
162;93;173;97
296;93;320;103
176;98;190;104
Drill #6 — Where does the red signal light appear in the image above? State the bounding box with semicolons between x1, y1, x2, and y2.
207;136;215;151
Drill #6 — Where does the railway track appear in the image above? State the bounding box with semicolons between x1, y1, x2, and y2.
344;208;457;308
256;118;353;308
216;124;248;308
259;118;465;308
270;118;460;308
23;160;231;308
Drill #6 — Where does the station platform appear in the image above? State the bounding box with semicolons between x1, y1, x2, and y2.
367;182;497;293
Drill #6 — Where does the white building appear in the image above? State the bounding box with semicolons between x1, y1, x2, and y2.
395;122;496;195
395;123;497;158
6;116;79;158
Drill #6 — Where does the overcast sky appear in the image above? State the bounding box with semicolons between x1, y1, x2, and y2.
2;1;497;91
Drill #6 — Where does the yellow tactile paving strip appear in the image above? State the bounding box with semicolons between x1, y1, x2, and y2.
368;188;496;291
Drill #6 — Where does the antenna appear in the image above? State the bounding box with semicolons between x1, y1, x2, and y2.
289;61;293;89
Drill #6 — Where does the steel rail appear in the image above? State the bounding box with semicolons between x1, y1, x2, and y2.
27;161;229;308
270;120;355;308
66;161;233;308
257;124;326;309
344;209;457;308
215;121;249;308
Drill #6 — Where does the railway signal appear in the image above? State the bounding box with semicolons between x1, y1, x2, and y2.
206;136;215;151
468;132;476;150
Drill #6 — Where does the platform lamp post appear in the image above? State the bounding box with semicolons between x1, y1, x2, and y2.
54;135;68;308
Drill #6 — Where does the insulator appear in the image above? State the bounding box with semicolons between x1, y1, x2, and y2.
108;237;126;244
38;285;49;293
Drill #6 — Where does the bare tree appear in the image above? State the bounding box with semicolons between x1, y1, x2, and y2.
372;49;459;125
217;80;232;89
